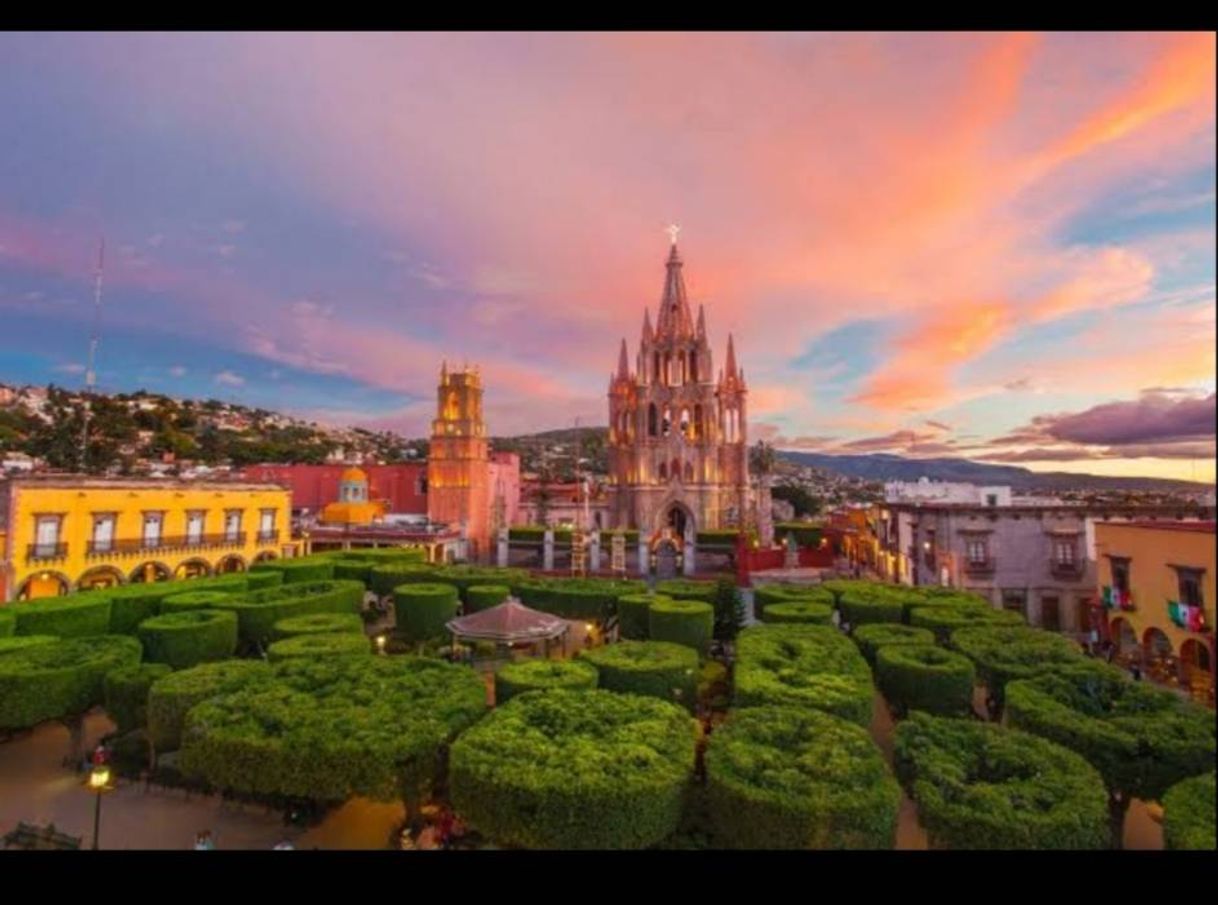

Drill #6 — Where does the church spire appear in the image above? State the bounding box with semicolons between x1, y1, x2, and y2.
655;241;694;339
616;338;630;380
696;304;706;340
725;333;738;378
441;359;448;385
641;308;654;344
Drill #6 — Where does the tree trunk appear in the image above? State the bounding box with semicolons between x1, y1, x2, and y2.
1108;791;1130;850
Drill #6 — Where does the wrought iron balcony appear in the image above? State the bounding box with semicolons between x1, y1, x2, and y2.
256;530;278;543
85;533;248;557
1050;560;1085;580
963;558;995;576
26;542;68;563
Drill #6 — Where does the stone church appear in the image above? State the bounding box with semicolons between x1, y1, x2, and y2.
607;238;754;542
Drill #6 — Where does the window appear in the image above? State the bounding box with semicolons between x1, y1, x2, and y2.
1040;595;1060;632
1175;567;1205;608
966;539;988;564
186;511;205;545
986;494;998;507
648;404;658;437
259;509;276;541
1002;589;1027;617
91;514;116;553
224;510;243;542
1054;539;1076;565
689;351;698;382
1110;557;1131;594
34;515;62;557
142;512;164;549
662;406;672;437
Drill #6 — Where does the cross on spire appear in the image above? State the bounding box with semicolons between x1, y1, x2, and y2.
666;223;681;246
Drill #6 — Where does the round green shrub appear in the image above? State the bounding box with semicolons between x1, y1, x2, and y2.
267;632;371;662
137;610;239;670
654;579;718;604
449;688;697;849
178;656;486;804
465;585;510;613
876;644;975;717
838;592;904;627
13;595;112;639
648;599;713;652
706;705;900;849
616;594;667;640
272;612;364;640
207;580;365;646
0;608;16;637
104;662;173;734
579;640;699;709
852;623;936;668
250;555;336;584
494;658;599;704
147;660;273;752
761;600;834;625
0;635;58;655
893;712;1109;849
753;584;834;617
733;624;874;727
514;577;646;620
160;590;237;614
392;582;460;642
0;635;142;730
1163;772;1216;851
910;605;1024;643
950;626;1086;711
1006;662;1216;812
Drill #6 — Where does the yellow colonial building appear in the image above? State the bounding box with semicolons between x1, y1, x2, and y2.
0;475;294;602
1096;519;1215;704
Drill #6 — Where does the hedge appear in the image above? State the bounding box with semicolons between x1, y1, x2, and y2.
775;523;823;548
206;580;365;646
328;547;428;564
649;599;714;652
705;705;900;849
73;572;279;635
760;601;834;625
464;585;511;613
392;582;460;642
617;594;667;640
909;605;1024;643
368;563;436;597
434;566;530;600
449;688;697;849
1005;662;1216;832
494;658;599;704
695;529;741;547
875;645;975;717
0;635;58;655
331;560;376;584
250;555;336;584
0;635;143;730
0;608;15;637
893;712;1109;849
578;641;699;709
267;632;372;662
514;578;646;621
733;624;874;727
243;569;286;591
103;662;173;734
753;584;834;618
950;626;1087;712
507;526;546;543
137;610;239;670
272;612;365;640
146;659;272;752
654;579;718;605
604;529;640;545
178;656;487;805
851;623;935;668
1163;772;1216;851
837;592;905;627
12;595;112;639
895;592;988;624
161;590;240;614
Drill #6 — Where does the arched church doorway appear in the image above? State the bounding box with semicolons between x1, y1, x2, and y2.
666;505;688;541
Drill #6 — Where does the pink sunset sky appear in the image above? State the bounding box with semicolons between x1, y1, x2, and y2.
0;32;1214;481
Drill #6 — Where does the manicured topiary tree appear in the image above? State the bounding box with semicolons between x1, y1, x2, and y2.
494;658;599;704
616;593;666;641
733;624;874;727
12;595;112;638
0;635;143;730
761;600;834;625
250;555;335;584
104;662;173;734
578;640;699;710
950;626;1086;718
649;599;713;653
753;584;835;618
705;705;900;849
160;590;237;614
875;644;975;717
0;608;16;638
1162;772;1216;851
137;610;239;670
272;612;364;640
267;631;372;662
206;579;365;647
449;688;697;849
893;712;1109;849
465;585;510;613
391;582;460;643
711;578;746;641
178;656;486;808
147;660;272;752
909;605;1024;643
852;623;935;668
1005;662;1216;847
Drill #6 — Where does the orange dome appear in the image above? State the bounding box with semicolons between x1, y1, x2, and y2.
340;466;368;484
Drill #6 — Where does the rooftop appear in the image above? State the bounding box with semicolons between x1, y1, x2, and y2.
1;474;288;493
1098;520;1216;535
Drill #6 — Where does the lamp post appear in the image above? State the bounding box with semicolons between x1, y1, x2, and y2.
87;762;113;850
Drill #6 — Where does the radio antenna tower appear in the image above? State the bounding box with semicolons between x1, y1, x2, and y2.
80;237;104;473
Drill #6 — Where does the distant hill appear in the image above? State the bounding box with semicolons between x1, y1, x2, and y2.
776;450;1212;493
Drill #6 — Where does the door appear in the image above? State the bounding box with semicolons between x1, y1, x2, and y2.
259;510;275;541
1041;596;1060;632
93;515;115;553
143;514;163;549
35;517;60;557
225;511;241;542
187;512;204;545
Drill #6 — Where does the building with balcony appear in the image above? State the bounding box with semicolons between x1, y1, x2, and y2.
0;475;294;601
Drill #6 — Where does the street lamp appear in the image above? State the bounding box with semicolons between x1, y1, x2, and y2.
87;763;113;850
376;635;387;655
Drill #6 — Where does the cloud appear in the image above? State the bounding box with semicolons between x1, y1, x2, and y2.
214;370;245;387
925;420;953;432
1039;390;1215;446
168;365;187;378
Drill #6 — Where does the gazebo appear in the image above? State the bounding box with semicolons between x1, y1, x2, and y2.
446;599;570;662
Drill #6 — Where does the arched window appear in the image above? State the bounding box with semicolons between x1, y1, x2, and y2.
693;404;703;439
672;458;681;481
662;406;672;437
658;461;668;481
690;350;698;382
648;403;658;437
664;352;672;385
680;408;691;438
653;351;661;383
683;461;694;483
679;351;687;385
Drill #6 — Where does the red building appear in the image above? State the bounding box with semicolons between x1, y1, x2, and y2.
240;463;429;515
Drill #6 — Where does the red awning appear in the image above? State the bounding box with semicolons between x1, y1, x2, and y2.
446;599;569;643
